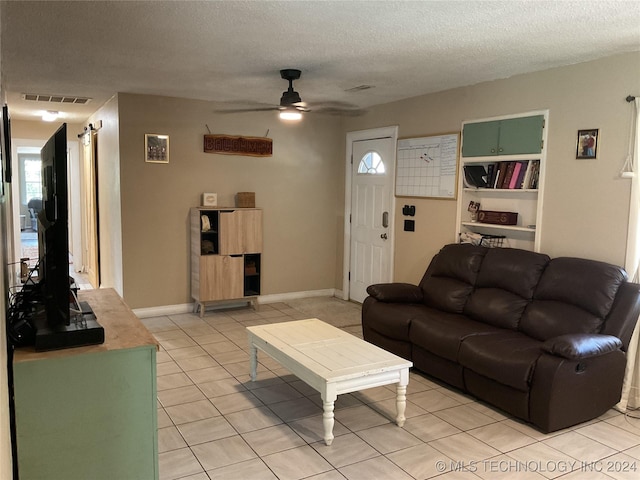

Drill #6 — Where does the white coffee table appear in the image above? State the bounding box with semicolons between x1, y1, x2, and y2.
247;318;412;445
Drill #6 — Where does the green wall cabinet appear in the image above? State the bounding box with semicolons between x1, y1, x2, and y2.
13;289;159;480
462;115;545;157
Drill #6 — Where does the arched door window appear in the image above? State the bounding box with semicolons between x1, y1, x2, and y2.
357;151;385;174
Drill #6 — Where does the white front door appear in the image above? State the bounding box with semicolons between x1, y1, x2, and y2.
349;136;396;303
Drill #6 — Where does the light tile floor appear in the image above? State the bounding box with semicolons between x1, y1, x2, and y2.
141;297;640;480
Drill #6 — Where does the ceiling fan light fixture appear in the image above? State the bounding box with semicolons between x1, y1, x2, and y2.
42;110;59;122
279;108;302;121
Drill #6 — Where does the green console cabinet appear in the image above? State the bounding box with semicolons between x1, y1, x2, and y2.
12;289;159;480
462;114;545;157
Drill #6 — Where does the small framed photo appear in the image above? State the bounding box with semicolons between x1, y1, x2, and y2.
145;134;169;163
576;129;599;159
202;193;218;207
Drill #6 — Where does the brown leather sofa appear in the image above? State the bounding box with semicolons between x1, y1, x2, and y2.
362;243;640;432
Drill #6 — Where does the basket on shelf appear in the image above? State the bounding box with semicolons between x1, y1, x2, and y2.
479;234;506;248
459;232;506;248
236;192;255;208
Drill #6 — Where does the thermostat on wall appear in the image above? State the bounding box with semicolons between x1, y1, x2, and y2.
202;193;217;207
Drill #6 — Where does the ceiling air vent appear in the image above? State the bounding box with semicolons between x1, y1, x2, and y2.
22;93;92;104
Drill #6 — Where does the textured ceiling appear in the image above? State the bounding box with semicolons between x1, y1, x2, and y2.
1;0;639;122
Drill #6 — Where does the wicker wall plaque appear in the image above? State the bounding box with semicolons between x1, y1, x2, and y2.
204;134;273;157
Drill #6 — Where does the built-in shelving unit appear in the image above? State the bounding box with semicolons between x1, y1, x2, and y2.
456;110;549;251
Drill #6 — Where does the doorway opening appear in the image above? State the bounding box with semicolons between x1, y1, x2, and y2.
12;140;93;290
17;149;42;269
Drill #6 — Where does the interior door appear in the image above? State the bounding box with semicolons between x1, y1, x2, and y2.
81;131;100;288
349;137;395;303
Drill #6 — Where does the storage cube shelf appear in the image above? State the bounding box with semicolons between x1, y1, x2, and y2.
456;111;548;252
191;207;263;315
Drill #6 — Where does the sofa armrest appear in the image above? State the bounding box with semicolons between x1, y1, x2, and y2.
542;333;622;360
366;283;423;303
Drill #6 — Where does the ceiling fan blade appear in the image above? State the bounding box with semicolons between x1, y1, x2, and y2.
215;106;280;114
292;105;311;113
311;106;368;116
309;100;360;109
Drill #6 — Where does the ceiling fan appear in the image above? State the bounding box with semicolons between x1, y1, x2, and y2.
275;68;307;120
216;69;366;120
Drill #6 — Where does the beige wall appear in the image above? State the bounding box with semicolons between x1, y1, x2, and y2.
116;93;344;308
343;52;640;284
11;119;83;140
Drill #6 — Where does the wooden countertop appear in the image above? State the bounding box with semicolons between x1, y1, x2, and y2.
14;288;159;363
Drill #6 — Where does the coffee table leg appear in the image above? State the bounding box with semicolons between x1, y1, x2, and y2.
322;400;335;446
396;383;408;427
249;343;258;382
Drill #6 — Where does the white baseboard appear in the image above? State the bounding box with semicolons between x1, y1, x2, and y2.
258;289;336;304
132;289;338;318
133;303;194;318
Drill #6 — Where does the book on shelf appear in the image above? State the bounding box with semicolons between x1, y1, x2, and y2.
487;164;496;187
500;162;517;188
470;160;540;190
527;160;540;189
507;162;522;189
463;165;488;188
514;161;528;188
495;163;508;189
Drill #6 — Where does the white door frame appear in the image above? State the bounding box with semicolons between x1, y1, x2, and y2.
343;126;398;301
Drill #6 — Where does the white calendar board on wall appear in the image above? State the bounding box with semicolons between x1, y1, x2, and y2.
395;132;459;199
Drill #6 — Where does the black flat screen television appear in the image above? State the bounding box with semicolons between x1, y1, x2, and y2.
35;123;104;351
38;123;71;324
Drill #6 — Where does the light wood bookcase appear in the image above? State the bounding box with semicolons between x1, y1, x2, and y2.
191;207;263;315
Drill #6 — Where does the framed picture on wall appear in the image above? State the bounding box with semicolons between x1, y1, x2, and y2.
576;129;599;159
145;134;169;163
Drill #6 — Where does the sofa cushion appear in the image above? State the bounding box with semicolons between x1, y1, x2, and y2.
520;301;604;341
475;248;550;299
362;301;427;342
534;257;626;318
464;248;549;330
520;258;627;341
409;309;503;362
464;288;530;330
458;332;544;391
420;243;487;313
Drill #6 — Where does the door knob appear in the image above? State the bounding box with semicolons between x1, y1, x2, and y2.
381;233;388;240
